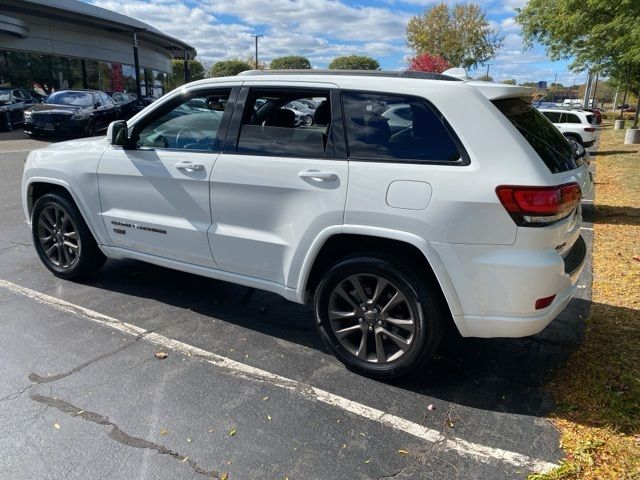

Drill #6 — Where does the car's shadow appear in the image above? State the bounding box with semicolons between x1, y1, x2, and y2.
81;258;592;418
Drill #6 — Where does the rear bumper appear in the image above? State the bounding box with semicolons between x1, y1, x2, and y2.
583;140;596;148
433;232;587;338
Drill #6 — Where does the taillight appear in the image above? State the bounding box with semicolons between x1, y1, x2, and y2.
496;183;581;226
584;127;596;132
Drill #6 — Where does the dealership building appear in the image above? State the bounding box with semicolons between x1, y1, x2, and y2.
0;0;196;97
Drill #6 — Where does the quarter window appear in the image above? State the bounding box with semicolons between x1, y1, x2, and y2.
342;91;461;163
136;89;231;151
565;113;581;124
236;89;332;158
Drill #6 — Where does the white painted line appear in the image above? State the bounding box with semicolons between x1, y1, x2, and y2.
0;278;558;474
581;226;594;231
0;149;34;154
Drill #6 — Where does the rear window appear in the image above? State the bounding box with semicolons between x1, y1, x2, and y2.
493;98;582;173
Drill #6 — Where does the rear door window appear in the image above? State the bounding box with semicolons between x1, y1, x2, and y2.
494;98;581;173
342;91;462;163
542;111;561;123
236;88;332;158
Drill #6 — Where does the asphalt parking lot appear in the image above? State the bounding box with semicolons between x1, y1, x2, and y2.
0;129;595;479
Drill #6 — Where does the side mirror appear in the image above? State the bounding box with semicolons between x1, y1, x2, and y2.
95;101;102;108
107;120;128;146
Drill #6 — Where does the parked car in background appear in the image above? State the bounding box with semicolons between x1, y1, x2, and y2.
584;107;602;124
22;70;592;378
106;91;140;119
24;89;119;138
538;108;597;147
0;88;37;131
381;104;413;133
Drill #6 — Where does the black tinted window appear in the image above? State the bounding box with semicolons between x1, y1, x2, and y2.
494;98;581;173
237;89;331;158
137;89;231;151
542;111;561;123
565;113;581;124
342;92;461;162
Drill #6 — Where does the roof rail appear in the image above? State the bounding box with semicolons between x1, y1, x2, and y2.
236;69;462;81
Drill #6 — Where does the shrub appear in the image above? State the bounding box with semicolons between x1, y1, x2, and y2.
328;55;380;70
270;56;312;70
210;60;254;77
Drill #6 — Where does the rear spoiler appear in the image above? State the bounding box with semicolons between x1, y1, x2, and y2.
466;81;534;101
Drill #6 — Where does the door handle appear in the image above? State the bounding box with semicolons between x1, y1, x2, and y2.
298;170;338;181
176;162;205;172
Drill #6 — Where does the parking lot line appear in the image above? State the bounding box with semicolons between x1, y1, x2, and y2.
0;278;558;474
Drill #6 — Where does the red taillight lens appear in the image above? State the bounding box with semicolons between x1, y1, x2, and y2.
584;127;596;132
535;294;556;310
496;183;581;226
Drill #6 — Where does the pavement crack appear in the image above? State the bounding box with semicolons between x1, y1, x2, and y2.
28;336;144;385
29;393;222;478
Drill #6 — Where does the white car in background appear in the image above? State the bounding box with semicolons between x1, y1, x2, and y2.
538;108;597;148
22;70;593;379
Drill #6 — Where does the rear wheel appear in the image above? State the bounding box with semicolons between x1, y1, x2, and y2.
314;255;444;379
32;193;105;279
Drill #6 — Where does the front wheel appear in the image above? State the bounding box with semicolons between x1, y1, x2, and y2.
31;193;106;279
314;255;444;379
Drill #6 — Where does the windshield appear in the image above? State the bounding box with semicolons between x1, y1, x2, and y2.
45;91;93;107
0;90;11;102
493;98;583;173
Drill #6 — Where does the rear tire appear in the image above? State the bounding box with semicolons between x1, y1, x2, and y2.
31;192;105;279
314;254;444;379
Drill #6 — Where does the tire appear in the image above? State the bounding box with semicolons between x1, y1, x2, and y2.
86;118;95;137
3;112;12;131
31;192;106;279
314;254;444;379
564;133;583;146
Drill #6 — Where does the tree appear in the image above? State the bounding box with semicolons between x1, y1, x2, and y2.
169;59;205;88
210;59;254;77
407;53;450;73
477;74;493;82
501;79;517;85
270;56;312;70
406;3;503;70
328;55;380;70
517;0;640;125
517;0;640;74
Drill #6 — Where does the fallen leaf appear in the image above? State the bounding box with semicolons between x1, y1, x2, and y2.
221;473;229;480
359;432;366;437
262;396;269;401
76;410;84;415
341;444;347;449
186;438;192;443
160;429;170;436
208;428;215;433
427;404;435;411
267;415;272;421
229;427;237;437
398;448;409;455
633;255;640;262
154;352;168;360
181;456;188;463
53;423;60;429
364;459;371;464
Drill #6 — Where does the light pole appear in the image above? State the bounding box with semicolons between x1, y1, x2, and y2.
251;34;264;69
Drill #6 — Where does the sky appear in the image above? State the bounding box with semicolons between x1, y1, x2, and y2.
89;0;587;85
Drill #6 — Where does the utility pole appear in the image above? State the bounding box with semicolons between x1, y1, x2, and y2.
251;35;264;69
551;72;558;102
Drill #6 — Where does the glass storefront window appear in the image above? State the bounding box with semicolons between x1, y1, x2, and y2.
0;49;168;96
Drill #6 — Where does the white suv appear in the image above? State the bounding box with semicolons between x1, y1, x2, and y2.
538;108;597;148
22;71;592;378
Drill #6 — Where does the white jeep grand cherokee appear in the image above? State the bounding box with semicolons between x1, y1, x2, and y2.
22;70;592;378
